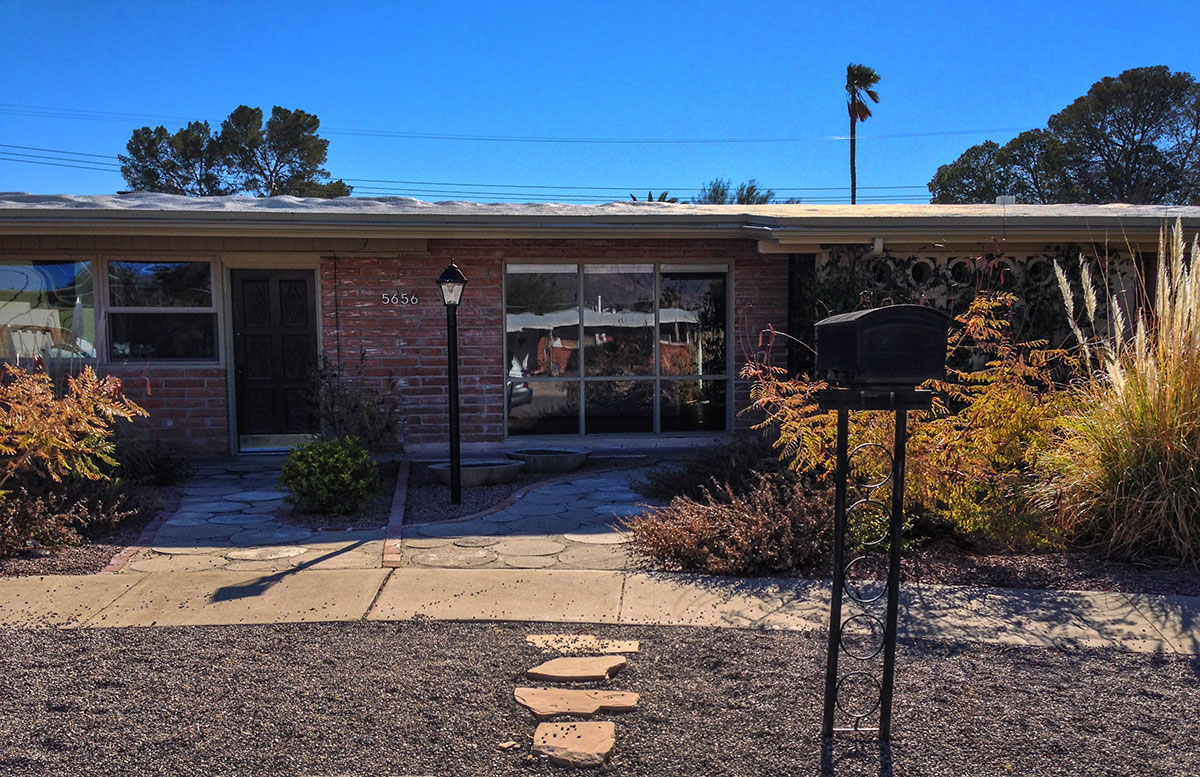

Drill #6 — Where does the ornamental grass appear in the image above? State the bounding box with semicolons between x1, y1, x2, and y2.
1041;221;1200;564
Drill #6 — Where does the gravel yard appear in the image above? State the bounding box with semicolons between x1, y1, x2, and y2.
0;621;1195;776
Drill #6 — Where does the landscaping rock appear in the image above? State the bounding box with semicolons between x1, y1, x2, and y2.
525;635;640;654
526;655;627;682
532;721;616;768
515;687;639;719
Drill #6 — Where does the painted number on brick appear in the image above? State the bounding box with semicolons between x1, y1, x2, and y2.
382;292;419;305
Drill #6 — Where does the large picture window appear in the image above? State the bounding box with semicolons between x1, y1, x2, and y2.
106;260;217;361
505;262;729;435
0;259;96;361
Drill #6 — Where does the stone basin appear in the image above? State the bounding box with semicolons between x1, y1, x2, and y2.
428;459;523;487
506;448;590;473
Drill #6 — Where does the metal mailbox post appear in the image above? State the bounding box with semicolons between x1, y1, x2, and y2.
814;305;949;740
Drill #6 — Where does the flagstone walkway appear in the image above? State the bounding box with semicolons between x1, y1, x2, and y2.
118;457;659;576
396;468;663;571
119;456;385;575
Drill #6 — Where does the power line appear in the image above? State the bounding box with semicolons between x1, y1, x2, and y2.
0;102;1025;145
0;141;931;197
0;154;120;173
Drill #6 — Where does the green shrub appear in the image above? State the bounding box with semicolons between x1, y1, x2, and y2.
1040;222;1200;563
625;472;834;576
279;436;380;515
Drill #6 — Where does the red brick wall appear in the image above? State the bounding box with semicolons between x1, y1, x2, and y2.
320;239;788;448
102;366;229;456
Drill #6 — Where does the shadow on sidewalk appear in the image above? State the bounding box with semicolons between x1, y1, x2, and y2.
209;540;373;602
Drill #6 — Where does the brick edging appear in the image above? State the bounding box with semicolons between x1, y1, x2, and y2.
381;460;411;567
381;456;653;569
98;486;182;574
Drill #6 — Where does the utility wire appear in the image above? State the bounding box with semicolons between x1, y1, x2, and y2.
0;102;1024;145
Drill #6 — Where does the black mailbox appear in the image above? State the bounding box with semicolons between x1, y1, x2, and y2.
814;305;949;387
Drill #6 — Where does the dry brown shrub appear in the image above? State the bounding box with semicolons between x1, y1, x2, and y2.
625;472;834;576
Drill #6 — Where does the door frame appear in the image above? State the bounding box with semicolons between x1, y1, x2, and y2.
221;254;323;454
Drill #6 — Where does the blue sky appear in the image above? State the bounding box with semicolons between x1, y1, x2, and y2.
2;0;1198;203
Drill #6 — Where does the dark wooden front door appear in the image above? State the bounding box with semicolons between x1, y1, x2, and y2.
231;269;318;445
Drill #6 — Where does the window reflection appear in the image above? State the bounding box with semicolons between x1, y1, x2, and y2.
108;261;213;308
659;271;727;376
585;381;653;434
661;379;727;432
506;264;579;379
507;380;579;436
583;264;654;376
0;260;96;361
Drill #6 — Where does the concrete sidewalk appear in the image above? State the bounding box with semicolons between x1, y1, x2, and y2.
0;567;1196;655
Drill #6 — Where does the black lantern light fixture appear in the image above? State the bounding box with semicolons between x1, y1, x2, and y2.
436;261;468;504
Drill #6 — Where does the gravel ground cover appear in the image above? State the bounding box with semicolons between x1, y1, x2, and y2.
905;545;1200;597
0;621;1195;776
403;455;651;524
280;461;400;530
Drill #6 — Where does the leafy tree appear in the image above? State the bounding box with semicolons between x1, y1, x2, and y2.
846;63;881;205
928;67;1200;204
119;121;232;196
630;191;679;203
692;177;775;204
120;105;352;198
219;106;351;198
928;141;1014;205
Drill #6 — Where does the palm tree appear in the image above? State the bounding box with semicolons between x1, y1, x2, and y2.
630;191;678;203
846;63;881;205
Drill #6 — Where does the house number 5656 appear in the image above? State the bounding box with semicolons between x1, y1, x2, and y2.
382;292;418;305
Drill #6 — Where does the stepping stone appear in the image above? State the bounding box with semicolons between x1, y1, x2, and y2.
534;484;595;496
503;555;558;569
503;516;581;535
526;656;626;682
492;538;565;557
208;512;276;524
563;531;630;545
515;687;639;719
417;520;499;538
532;722;616;768
502;501;565;517
410;546;498;568
242;502;285;514
229;526;312;546
526;635;640;654
224;490;288;502
592;504;644;517
225;545;308;561
453;536;501;548
400;537;453;549
176;500;245;514
153;524;238;542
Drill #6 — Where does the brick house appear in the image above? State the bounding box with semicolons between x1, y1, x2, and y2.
1;194;1196;456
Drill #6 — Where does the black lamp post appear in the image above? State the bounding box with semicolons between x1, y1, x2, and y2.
436;261;468;505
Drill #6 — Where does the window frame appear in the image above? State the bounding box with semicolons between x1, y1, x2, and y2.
503;260;733;437
99;256;223;365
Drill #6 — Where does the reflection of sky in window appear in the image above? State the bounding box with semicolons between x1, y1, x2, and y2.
0;262;83;295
